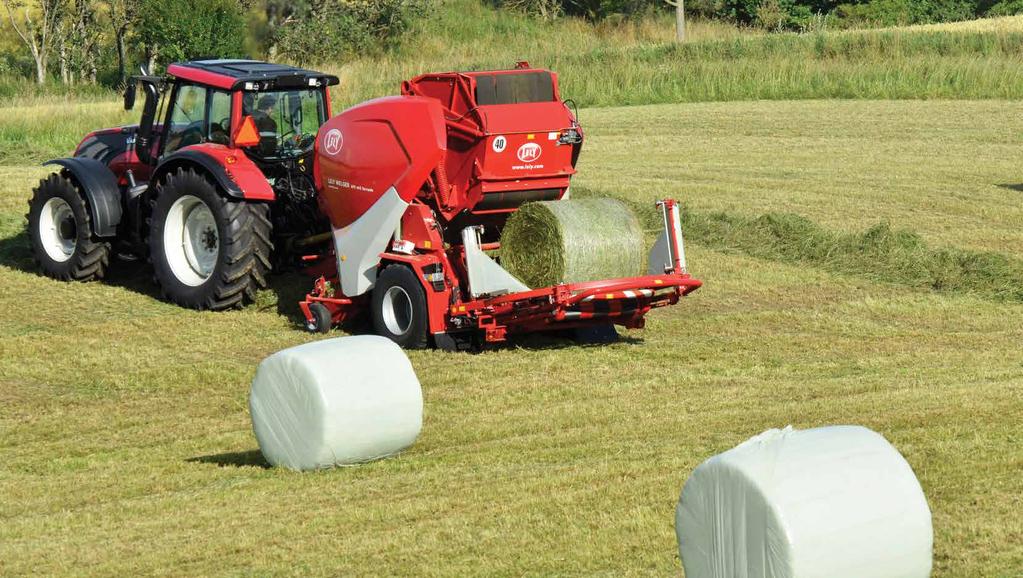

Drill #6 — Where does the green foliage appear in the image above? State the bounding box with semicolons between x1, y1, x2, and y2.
834;0;976;26
272;0;430;63
486;0;990;29
136;0;246;63
985;0;1023;13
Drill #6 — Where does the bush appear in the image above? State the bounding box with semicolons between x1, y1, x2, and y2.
834;0;975;26
273;0;430;63
986;0;1023;13
488;0;564;19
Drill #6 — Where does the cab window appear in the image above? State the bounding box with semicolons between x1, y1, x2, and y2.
241;89;325;159
208;90;232;145
165;84;207;154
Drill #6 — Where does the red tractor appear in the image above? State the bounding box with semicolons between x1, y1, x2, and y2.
28;60;337;309
29;59;700;349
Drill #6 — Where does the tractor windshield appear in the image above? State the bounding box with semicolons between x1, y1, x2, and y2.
243;89;326;160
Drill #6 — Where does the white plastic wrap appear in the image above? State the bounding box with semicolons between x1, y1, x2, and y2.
249;335;423;471
675;425;932;578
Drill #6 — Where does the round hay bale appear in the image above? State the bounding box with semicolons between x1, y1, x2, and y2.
675;425;932;578
249;335;423;471
500;197;645;288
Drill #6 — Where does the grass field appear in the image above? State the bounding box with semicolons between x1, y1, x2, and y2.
1;98;1021;576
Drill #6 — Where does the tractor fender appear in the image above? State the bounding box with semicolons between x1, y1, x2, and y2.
43;157;122;238
153;145;274;201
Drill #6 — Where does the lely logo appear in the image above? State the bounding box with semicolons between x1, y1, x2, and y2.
323;129;344;155
517;142;542;163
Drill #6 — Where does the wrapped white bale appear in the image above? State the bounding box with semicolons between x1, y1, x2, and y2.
675;425;932;578
250;335;423;471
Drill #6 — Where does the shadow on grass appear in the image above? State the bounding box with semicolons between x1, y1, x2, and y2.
187;449;270;469
503;325;644;351
3;228;651;345
0;229;34;272
0;227;324;325
997;183;1023;192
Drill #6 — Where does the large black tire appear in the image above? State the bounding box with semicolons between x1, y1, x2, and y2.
148;168;272;310
371;264;429;349
26;172;110;281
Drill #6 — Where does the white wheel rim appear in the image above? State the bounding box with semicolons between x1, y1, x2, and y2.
381;286;413;335
163;195;219;286
39;197;77;262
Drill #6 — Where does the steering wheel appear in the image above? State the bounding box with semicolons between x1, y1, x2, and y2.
178;125;204;147
209;117;232;145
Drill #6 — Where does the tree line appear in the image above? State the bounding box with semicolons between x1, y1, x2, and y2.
1;0;427;85
496;0;1021;31
2;0;1020;87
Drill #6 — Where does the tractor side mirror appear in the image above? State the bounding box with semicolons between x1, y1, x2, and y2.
123;82;137;111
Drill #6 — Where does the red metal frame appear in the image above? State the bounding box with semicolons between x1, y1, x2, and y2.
301;195;701;345
166;63;235;90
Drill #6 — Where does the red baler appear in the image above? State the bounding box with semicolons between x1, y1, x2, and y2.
301;63;701;349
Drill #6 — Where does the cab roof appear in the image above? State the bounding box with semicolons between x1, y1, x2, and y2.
167;59;339;91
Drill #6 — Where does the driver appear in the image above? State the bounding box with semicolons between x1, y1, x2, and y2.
253;94;278;155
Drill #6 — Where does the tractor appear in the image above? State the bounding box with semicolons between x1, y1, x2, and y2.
27;59;336;309
28;59;700;349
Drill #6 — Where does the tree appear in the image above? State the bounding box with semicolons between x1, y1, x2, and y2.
136;0;245;67
56;0;102;84
2;0;63;83
665;0;685;41
107;0;139;85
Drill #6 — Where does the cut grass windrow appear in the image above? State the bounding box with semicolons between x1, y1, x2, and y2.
577;187;1023;303
683;211;1023;302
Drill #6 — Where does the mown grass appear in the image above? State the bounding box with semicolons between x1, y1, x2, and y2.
575;99;1023;255
1;99;1022;576
617;198;1023;303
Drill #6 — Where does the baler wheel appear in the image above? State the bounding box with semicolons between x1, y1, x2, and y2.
26;173;110;282
306;302;332;334
148;168;272;310
371;264;429;349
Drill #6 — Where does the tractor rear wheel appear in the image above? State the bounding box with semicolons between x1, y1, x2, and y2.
26;173;110;281
148;168;272;310
371;264;429;349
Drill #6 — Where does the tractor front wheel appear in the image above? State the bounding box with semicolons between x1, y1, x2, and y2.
149;168;272;310
371;264;429;349
26;173;110;281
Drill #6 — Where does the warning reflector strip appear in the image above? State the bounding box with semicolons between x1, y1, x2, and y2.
579;288;655;302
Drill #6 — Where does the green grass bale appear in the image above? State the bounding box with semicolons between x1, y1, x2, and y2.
500;197;646;288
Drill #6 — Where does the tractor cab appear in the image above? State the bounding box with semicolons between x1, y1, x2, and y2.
29;60;340;312
124;60;338;169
